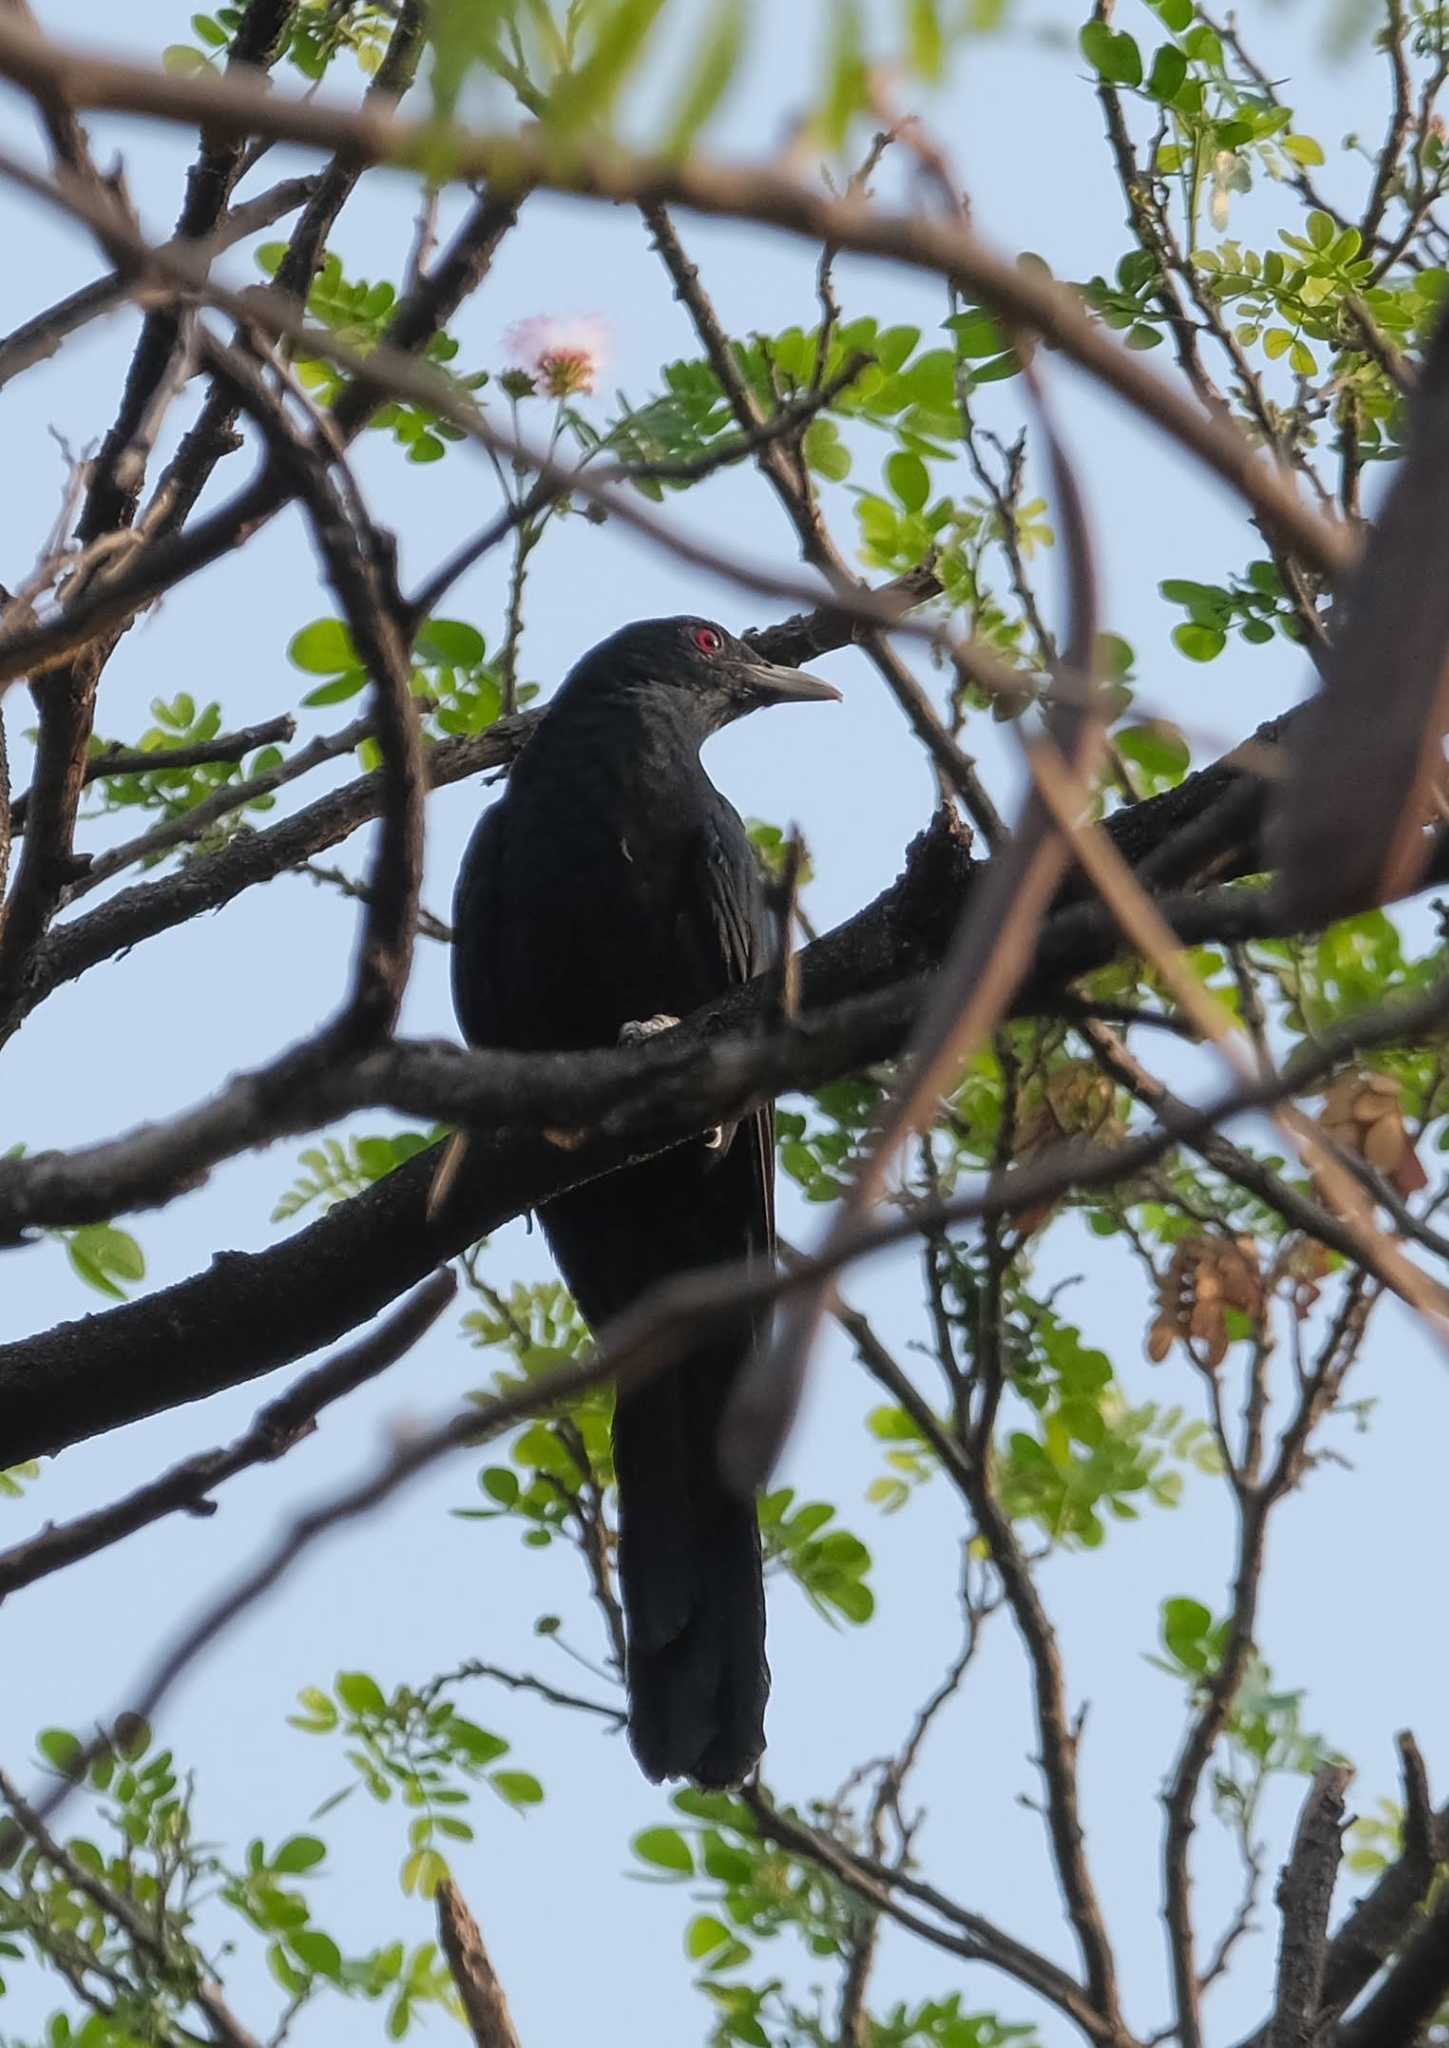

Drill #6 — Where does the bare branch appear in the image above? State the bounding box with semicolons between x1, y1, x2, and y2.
739;1785;1131;2046
199;331;425;1043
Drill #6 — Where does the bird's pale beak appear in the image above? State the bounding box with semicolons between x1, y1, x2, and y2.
742;657;843;706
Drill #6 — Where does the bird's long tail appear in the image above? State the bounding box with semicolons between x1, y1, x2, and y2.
613;1336;768;1789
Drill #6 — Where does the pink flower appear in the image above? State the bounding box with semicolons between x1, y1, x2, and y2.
504;314;609;398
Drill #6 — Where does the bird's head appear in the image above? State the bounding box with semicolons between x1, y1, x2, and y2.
569;615;842;735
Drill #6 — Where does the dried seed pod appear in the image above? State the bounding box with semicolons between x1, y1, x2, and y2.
1318;1069;1427;1199
1010;1063;1126;1238
1146;1234;1264;1369
1274;1235;1337;1319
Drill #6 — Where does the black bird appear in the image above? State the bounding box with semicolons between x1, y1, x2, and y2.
450;616;840;1786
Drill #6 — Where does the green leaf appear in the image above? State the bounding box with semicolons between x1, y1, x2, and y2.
944;310;1007;357
446;1718;509;1767
802;417;851;481
634;1825;695;1874
1147;44;1187;101
1306;210;1336;251
1118;721;1190;785
821;0;867;148
115;1713;150;1761
549;0;670;134
1163;1595;1214;1669
163;43;215;74
490;1769;543;1807
1263;327;1293;360
687;1912;734;1960
288;618;359;675
273;1835;327;1873
400;1847;449;1898
1172;622;1225;662
290;1686;338;1733
906;0;945;78
661;0;747;157
66;1224;145;1300
1290;338;1317;377
1079;20;1143;87
301;671;368;708
1146;0;1192;28
886;450;930;513
291;1931;342;1979
875;324;920;372
38;1728;84;1777
336;1670;387;1717
1283;133;1326;166
416;619;485;666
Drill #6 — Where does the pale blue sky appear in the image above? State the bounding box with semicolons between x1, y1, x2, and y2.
1;5;1443;2046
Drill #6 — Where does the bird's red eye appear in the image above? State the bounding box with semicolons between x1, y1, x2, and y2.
692;625;723;654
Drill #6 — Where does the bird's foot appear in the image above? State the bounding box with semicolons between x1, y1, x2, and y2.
619;1015;724;1148
618;1013;681;1045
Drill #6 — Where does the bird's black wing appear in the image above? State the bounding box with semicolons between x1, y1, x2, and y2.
450;801;506;1051
691;800;776;1246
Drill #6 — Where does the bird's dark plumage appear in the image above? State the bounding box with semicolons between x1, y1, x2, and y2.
450;616;839;1787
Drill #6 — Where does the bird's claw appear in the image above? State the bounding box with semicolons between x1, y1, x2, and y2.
618;1013;681;1045
619;1016;723;1148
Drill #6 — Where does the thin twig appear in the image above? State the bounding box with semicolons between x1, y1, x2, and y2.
0;1272;457;1601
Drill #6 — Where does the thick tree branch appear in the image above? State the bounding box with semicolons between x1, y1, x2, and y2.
1269;1765;1352;2048
3;934;1447;1470
1333;1891;1449;2048
1318;1737;1443;2024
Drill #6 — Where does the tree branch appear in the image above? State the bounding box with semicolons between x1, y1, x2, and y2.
435;1881;524;2048
1269;1764;1352;2048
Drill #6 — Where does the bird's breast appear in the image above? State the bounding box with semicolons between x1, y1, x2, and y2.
491;755;720;1052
